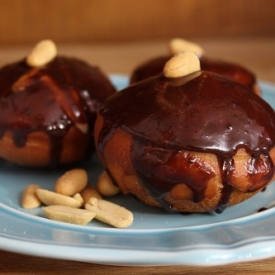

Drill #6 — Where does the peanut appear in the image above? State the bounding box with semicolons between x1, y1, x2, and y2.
55;169;88;196
21;184;41;209
42;205;96;225
36;189;82;208
169;38;205;56
97;171;120;197
81;185;102;204
73;193;84;207
163;52;201;78
85;197;133;228
26;39;57;67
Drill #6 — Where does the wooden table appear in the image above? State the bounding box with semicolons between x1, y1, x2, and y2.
1;37;275;274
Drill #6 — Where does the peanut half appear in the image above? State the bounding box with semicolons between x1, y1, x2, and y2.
169;38;205;56
163;52;201;78
73;193;84;207
26;39;57;67
81;185;102;204
21;184;42;209
36;189;82;208
42;205;96;225
85;197;134;228
55;168;88;196
97;171;120;197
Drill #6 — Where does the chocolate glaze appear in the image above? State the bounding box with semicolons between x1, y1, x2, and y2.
98;71;275;212
0;56;116;166
130;55;256;90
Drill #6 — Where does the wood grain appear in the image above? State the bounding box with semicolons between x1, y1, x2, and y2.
0;0;275;45
0;250;275;275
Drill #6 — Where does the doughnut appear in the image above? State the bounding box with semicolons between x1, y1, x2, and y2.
94;53;275;213
130;39;260;95
0;40;116;167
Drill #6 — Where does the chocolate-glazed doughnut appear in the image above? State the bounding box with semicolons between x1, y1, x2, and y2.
0;52;116;167
131;55;257;91
95;55;275;213
130;39;260;95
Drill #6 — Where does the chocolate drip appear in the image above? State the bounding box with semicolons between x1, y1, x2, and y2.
0;56;116;166
131;140;214;212
99;71;275;212
216;157;234;213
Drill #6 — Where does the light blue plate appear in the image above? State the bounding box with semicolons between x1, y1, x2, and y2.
1;75;275;266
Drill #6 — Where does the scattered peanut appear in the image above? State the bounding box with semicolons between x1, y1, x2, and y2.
169;38;205;56
73;193;84;207
21;184;42;209
55;169;88;196
26;39;57;67
85;197;133;228
97;171;120;197
36;189;82;208
21;168;134;228
163;52;201;78
81;185;102;203
42;205;96;225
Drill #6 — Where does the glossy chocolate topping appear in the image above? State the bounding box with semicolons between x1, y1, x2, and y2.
0;56;116;165
99;71;275;212
130;55;256;90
